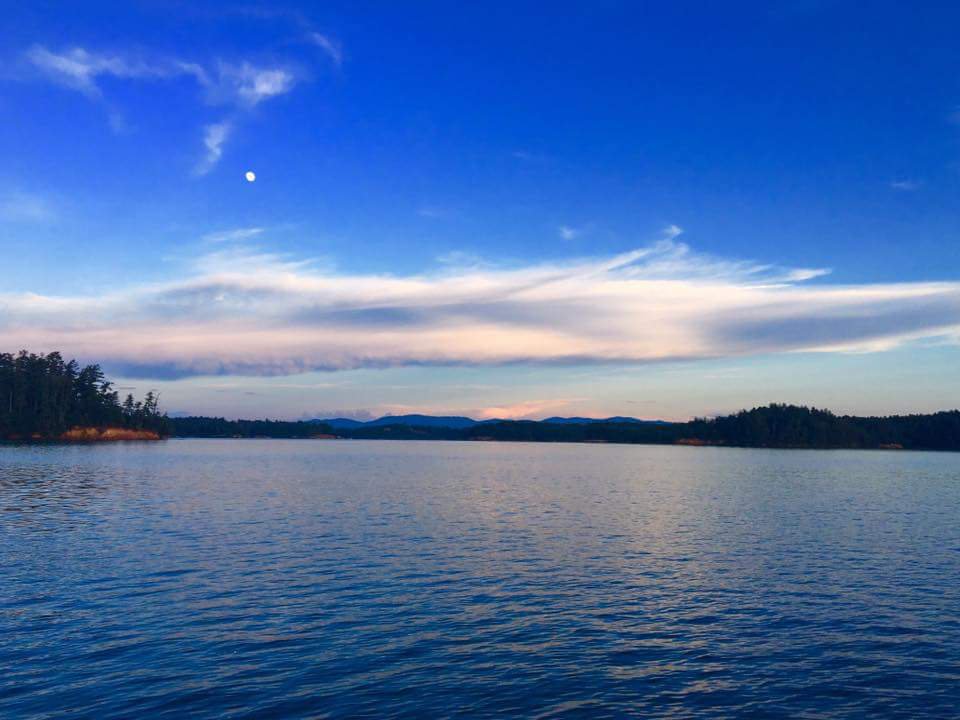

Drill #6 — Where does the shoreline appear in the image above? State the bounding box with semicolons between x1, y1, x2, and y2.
1;427;164;443
155;436;932;452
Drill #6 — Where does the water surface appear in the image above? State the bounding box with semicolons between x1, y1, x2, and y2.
2;440;960;718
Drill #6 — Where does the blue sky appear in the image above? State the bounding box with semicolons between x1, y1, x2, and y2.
1;1;958;420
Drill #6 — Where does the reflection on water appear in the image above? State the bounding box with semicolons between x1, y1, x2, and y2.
2;440;960;718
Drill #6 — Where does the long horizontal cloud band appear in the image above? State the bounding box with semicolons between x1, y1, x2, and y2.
2;241;958;379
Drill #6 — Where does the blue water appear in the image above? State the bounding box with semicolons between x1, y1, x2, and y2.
2;440;960;718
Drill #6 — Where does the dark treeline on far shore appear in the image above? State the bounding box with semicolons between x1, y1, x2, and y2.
4;352;959;450
1;351;170;439
171;404;960;452
171;416;336;439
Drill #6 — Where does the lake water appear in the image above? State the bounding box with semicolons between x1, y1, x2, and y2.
2;440;960;718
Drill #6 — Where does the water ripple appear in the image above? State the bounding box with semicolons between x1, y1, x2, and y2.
2;440;960;718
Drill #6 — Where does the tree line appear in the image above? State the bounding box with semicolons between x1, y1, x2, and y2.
4;351;958;450
463;404;960;450
0;351;171;438
170;416;334;439
169;404;960;451
684;403;960;451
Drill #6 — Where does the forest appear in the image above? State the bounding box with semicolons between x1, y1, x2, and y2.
0;351;170;439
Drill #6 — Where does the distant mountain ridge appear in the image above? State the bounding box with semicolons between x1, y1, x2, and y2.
541;416;669;425
315;413;665;429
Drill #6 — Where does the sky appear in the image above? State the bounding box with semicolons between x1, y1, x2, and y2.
1;0;958;421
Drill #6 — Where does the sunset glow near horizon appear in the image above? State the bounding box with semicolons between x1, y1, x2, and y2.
1;2;958;421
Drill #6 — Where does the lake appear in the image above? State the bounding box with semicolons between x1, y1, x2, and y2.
2;440;959;718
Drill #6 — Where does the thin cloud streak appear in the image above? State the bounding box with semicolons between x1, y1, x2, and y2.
202;227;266;244
1;241;957;379
308;32;343;67
890;180;920;191
197;121;232;175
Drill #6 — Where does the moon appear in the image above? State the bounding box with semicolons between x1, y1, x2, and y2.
245;171;256;182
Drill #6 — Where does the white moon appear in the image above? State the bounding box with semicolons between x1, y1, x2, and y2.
245;171;256;182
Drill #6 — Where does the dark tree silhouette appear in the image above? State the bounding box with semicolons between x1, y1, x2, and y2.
0;351;170;438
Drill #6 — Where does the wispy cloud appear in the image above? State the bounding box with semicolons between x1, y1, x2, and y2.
24;45;297;108
207;62;295;108
0;191;52;222
558;225;580;240
418;206;445;219
201;226;265;244
197;121;232;175
23;45;301;171
308;32;343;67
24;45;172;97
890;180;921;191
1;238;957;379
